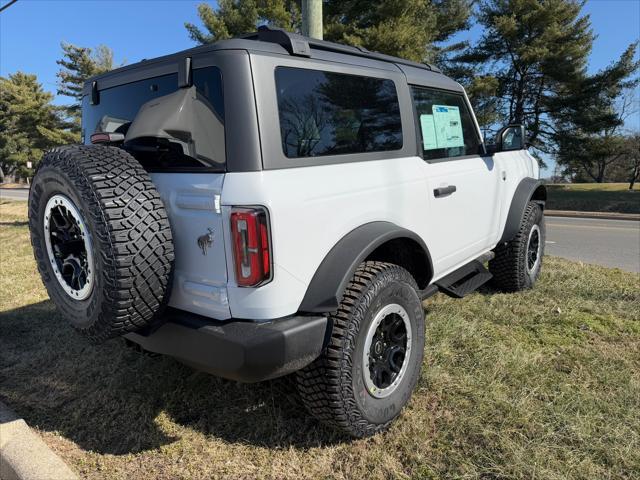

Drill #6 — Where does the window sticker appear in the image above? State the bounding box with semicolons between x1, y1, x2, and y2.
432;105;464;149
419;114;438;150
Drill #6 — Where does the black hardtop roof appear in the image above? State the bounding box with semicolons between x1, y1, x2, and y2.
83;26;462;95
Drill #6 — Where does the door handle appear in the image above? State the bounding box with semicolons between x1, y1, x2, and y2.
433;185;457;197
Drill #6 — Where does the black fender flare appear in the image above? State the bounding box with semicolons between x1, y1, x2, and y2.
298;222;433;313
499;178;547;243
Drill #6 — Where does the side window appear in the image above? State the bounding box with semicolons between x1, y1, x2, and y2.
411;86;480;161
275;67;403;159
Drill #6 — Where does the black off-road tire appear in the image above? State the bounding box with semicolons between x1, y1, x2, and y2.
28;145;174;343
489;201;545;291
296;261;425;438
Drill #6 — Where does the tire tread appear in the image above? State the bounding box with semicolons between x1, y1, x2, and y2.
29;145;174;342
296;261;421;437
489;201;544;291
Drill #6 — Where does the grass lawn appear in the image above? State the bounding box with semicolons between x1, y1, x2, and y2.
546;183;640;214
1;199;639;479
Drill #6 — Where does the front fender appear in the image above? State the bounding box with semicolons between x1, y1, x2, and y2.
499;178;546;243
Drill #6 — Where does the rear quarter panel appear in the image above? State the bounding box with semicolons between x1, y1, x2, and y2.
221;158;430;319
222;52;432;320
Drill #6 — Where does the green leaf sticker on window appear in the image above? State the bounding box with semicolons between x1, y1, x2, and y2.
419;114;438;150
432;105;464;149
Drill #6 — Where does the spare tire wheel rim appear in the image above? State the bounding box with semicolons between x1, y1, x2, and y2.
526;224;541;275
43;194;95;300
363;303;412;399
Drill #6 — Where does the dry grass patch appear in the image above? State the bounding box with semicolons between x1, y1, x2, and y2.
546;183;640;213
1;200;639;479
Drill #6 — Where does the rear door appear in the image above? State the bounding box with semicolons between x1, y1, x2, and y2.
82;64;232;319
411;86;501;275
149;65;231;319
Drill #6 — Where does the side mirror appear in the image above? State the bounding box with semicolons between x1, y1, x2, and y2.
495;124;526;152
484;141;498;155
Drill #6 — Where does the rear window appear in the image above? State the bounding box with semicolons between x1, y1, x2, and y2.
82;66;224;170
275;67;403;159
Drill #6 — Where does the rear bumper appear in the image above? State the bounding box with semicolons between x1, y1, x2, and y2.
124;309;328;383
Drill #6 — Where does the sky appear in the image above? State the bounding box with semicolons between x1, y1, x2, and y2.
1;0;639;175
1;0;203;101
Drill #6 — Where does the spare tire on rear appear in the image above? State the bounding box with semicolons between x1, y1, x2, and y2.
28;145;174;343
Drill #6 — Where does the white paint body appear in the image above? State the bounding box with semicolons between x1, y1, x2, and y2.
151;146;538;321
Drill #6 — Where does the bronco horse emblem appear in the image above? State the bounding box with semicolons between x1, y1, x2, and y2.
197;228;214;255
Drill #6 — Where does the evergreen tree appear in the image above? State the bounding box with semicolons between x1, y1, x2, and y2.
454;0;594;152
185;0;301;44
0;73;76;179
324;0;471;63
554;46;639;182
185;0;472;63
56;42;117;129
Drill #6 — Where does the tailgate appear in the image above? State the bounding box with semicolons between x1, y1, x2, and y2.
150;172;231;320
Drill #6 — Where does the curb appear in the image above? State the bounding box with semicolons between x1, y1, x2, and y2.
545;210;640;221
0;402;78;480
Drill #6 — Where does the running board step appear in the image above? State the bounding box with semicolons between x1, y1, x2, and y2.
435;260;492;298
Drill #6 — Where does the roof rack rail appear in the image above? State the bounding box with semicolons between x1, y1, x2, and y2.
244;26;441;73
242;26;311;57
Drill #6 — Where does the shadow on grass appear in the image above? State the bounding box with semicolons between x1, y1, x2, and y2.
0;221;29;227
0;300;344;455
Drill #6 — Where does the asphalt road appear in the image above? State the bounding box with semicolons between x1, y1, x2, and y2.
0;188;29;201
545;216;640;273
1;188;638;272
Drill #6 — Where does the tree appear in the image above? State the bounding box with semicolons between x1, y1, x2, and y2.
185;0;472;63
185;0;301;44
324;0;472;63
0;73;76;179
554;46;639;182
621;133;640;190
603;133;640;189
557;134;626;183
454;0;594;154
56;42;117;130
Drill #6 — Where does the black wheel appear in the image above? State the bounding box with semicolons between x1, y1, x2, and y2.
296;261;425;437
28;145;174;343
489;201;545;291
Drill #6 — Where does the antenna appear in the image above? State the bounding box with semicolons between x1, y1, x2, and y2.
0;0;19;13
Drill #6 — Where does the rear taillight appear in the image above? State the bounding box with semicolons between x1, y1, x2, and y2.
90;132;125;144
230;207;271;287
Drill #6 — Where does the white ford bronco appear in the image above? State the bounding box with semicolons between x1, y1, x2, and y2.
28;27;546;437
